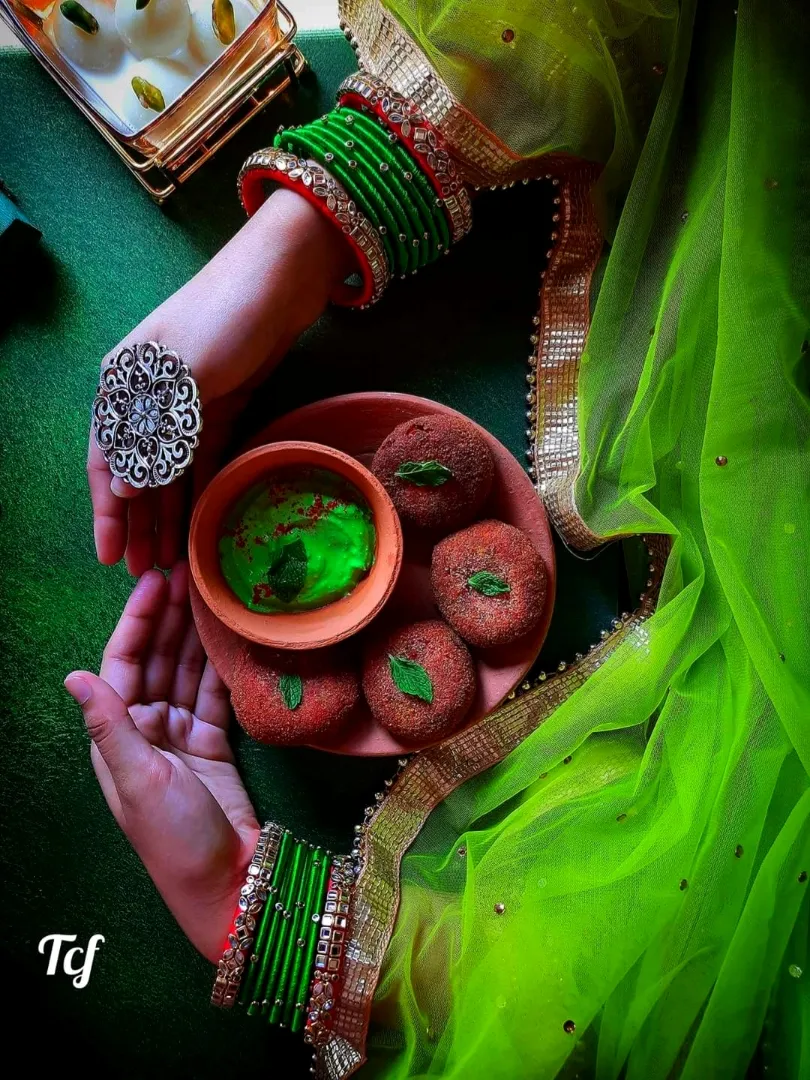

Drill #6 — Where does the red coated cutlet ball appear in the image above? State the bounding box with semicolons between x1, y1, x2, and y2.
371;414;494;533
362;620;476;744
230;644;359;746
431;520;547;648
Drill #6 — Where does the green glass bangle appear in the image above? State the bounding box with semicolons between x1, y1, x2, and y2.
268;845;316;1025
286;851;331;1031
295;120;419;276
253;839;305;1014
313;115;428;273
336;108;450;257
294;854;331;1029
276;126;405;275
279;847;325;1028
240;829;292;1008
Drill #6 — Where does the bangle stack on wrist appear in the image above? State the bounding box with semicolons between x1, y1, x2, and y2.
212;824;361;1041
237;72;472;308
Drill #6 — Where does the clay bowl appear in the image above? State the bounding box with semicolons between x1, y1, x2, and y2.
189;441;403;649
190;393;556;756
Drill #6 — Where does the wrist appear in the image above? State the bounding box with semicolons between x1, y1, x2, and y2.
144;187;349;407
141;827;258;964
237;76;472;311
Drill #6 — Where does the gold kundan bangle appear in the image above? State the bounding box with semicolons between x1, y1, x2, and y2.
211;822;284;1008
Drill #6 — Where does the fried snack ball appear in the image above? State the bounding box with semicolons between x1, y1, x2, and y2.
231;643;359;745
371;414;494;533
362;619;476;743
431;519;547;647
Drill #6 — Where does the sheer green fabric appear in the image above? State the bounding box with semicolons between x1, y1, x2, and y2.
365;1;810;1077
371;0;679;209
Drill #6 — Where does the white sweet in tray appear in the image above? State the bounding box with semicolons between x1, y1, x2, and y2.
121;55;195;124
43;0;262;130
47;0;124;72
115;0;192;61
189;0;253;65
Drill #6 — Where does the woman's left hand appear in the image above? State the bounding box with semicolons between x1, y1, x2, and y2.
65;562;258;963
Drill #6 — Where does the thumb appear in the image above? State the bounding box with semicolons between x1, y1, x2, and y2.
65;672;153;779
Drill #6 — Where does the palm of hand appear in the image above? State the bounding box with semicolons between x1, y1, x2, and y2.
68;564;259;962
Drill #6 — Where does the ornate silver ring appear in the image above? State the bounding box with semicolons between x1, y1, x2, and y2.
93;341;202;489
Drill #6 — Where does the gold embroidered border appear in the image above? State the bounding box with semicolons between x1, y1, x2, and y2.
530;166;605;550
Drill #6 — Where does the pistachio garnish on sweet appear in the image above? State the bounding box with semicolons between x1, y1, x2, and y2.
212;0;236;45
135;0;152;10
131;76;166;113
60;1;99;35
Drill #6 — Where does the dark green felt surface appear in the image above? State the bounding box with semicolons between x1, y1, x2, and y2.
0;31;620;1076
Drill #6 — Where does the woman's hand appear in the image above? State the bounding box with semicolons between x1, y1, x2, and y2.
65;563;256;963
89;188;353;576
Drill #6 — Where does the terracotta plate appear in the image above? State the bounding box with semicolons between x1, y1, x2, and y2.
190;392;556;756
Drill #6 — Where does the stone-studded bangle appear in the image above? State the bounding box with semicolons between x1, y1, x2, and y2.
237;148;390;308
337;72;473;244
236;832;334;1030
279;123;408;276
303;855;358;1048
211;822;284;1009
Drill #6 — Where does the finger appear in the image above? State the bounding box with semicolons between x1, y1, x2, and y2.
87;438;127;566
125;489;157;578
170;618;206;710
143;562;191;702
129;702;169;747
100;570;168;705
155;480;187;569
194;659;232;730
65;672;154;789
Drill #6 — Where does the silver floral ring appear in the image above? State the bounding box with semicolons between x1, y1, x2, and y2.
93;342;202;489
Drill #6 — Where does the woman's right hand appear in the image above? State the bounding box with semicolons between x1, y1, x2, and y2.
88;188;353;576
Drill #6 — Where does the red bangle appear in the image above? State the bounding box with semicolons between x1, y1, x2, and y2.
237;148;390;308
337;72;473;244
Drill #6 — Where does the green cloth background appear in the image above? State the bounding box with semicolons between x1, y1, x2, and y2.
0;32;621;1076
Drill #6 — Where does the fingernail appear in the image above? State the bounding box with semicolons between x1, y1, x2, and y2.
110;477;129;497
64;675;91;705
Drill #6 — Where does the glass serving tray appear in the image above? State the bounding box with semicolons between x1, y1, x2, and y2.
0;0;304;199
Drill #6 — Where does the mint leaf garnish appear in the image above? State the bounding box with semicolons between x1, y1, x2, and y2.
266;538;308;604
394;460;453;487
468;570;510;596
279;673;303;710
388;655;433;702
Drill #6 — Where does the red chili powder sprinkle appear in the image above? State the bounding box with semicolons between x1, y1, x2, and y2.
252;582;274;605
